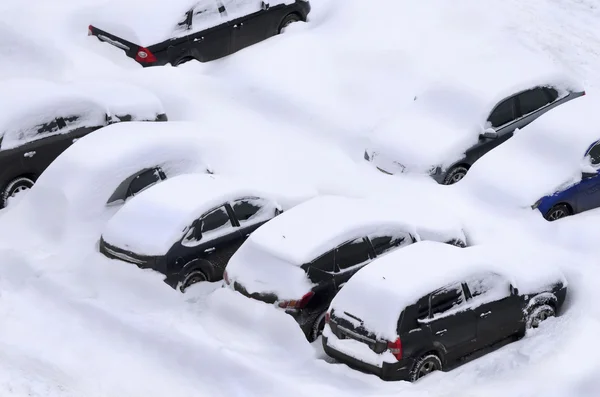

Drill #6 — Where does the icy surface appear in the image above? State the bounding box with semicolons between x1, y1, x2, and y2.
102;173;281;255
1;0;600;396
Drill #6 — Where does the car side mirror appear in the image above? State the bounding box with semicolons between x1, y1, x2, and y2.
510;284;519;296
261;1;269;10
479;128;498;140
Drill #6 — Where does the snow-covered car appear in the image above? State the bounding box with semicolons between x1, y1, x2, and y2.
88;0;311;67
100;173;286;292
0;78;167;208
224;195;467;342
322;241;567;382
364;68;584;185
462;96;600;221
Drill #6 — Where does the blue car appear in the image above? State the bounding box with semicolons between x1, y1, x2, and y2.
533;140;600;221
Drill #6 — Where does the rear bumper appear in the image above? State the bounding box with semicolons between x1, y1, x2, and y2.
322;336;413;381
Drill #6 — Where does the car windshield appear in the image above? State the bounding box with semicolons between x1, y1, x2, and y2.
411;86;485;127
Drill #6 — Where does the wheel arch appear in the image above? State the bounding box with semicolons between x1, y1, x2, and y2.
181;258;214;282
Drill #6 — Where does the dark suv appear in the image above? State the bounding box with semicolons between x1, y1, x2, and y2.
89;0;311;67
224;195;468;342
322;242;567;382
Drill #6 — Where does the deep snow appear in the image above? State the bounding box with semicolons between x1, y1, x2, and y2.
0;0;600;397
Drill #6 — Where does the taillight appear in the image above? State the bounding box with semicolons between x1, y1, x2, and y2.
325;312;330;324
223;270;230;285
387;337;402;360
135;47;157;63
278;291;314;309
88;25;93;36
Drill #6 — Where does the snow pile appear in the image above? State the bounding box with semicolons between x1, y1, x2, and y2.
461;95;600;207
329;241;567;342
102;173;281;255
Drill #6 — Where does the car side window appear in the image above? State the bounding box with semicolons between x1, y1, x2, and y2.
430;283;466;318
367;232;412;257
464;272;510;302
487;97;516;128
201;206;233;235
220;0;262;20
517;87;552;116
544;87;559;103
189;0;225;31
334;238;371;272
586;142;600;167
128;168;167;197
231;197;273;226
309;250;335;273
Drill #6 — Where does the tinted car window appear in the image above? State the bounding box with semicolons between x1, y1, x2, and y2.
310;250;335;272
335;238;371;271
488;98;516;128
129;168;166;197
587;143;600;166
465;273;509;299
430;283;465;317
368;232;412;256
544;87;559;102
201;206;232;234
232;198;265;224
518;88;551;116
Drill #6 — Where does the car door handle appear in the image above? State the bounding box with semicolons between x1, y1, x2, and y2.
24;151;36;158
72;138;79;143
480;311;492;318
204;247;216;253
435;329;447;335
193;37;204;42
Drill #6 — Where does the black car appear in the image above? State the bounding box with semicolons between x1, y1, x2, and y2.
0;79;167;208
99;173;283;292
88;0;311;67
322;242;567;382
224;195;468;342
365;78;585;185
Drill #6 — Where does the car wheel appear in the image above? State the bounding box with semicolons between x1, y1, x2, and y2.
308;310;327;342
544;204;571;221
179;269;207;293
526;304;555;329
409;354;442;382
278;13;301;34
442;166;468;185
173;56;194;67
1;177;35;208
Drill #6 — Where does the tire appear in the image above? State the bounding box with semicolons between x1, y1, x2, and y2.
179;269;207;293
278;13;301;34
544;204;571;221
409;354;442;382
1;177;34;208
307;310;327;342
526;304;555;329
442;165;469;185
173;56;194;67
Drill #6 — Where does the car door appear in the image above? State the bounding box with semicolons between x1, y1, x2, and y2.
516;86;560;128
223;0;271;53
421;283;478;362
463;272;524;350
187;0;232;62
230;196;276;238
332;237;373;290
576;141;600;212
179;204;242;271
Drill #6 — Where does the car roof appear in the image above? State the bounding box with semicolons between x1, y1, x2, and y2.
330;241;567;341
102;173;279;255
247;195;466;265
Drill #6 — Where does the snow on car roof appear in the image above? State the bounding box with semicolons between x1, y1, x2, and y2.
90;0;295;47
247;195;466;266
0;78;107;148
368;54;583;172
102;173;279;255
28;122;210;220
461;94;598;207
68;80;165;121
330;241;567;341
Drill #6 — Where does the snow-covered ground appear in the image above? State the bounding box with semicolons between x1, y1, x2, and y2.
1;0;600;396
